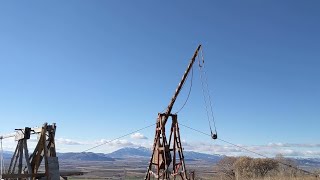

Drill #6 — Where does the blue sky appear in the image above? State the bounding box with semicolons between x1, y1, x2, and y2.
0;1;319;157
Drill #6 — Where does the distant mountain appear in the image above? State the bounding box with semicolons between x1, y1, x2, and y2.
107;147;223;163
294;158;320;168
56;147;223;162
108;147;151;158
3;148;320;168
184;151;224;163
2;151;13;159
58;152;115;161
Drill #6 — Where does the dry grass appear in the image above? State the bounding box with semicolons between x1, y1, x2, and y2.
236;176;319;180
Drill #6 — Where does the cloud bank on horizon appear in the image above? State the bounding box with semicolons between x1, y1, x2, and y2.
1;133;319;158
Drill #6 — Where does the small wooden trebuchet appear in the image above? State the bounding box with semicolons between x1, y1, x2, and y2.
145;45;201;180
3;123;59;180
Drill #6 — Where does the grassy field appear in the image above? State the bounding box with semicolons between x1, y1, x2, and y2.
60;159;319;180
59;158;217;179
238;177;319;180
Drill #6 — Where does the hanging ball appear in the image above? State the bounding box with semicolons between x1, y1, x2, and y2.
211;133;217;140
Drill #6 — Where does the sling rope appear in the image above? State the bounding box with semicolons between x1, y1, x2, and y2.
175;66;194;114
198;48;218;139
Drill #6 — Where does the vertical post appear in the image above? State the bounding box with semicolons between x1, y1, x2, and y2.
172;114;188;180
0;138;3;179
160;115;168;179
42;124;49;179
18;140;23;180
50;124;57;157
23;139;32;175
173;120;177;180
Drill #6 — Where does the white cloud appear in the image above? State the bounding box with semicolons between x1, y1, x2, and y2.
268;143;320;148
2;134;319;159
56;138;83;145
86;139;152;153
130;132;148;140
268;142;285;147
181;141;320;158
1;136;16;151
98;139;135;147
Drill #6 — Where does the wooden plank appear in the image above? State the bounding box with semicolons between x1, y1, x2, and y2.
23;139;32;174
48;157;60;180
43;124;49;179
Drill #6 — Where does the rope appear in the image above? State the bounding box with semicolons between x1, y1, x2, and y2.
175;66;194;114
200;49;217;134
179;123;320;178
81;123;155;153
198;48;217;137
